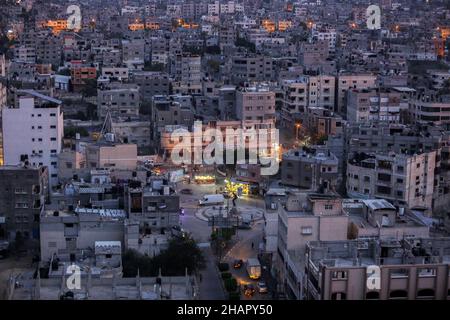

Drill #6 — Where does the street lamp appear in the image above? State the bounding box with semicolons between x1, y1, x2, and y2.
295;123;301;143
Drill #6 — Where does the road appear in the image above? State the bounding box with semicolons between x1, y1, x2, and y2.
176;180;271;300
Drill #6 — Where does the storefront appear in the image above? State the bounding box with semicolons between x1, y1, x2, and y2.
194;174;216;184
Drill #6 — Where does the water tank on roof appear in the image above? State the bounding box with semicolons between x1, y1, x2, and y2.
105;133;115;142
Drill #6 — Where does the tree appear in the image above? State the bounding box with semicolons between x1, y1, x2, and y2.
64;126;89;139
81;79;98;97
143;62;165;72
207;59;221;74
122;235;206;277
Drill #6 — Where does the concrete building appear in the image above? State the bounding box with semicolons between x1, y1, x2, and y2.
150;95;195;142
97;83;140;119
0;165;49;240
304;107;343;137
281;147;339;190
231;55;274;85
276;192;349;299
218;85;236;120
298;41;329;70
336;74;377;114
236;85;276;122
111;120;151;151
281;75;335;117
305;238;450;300
345;199;429;240
347;87;413;124
171;54;201;84
2;90;63;185
39;207;126;262
124;179;180;230
409;93;450;125
132;71;170;102
347;151;436;212
85;142;138;171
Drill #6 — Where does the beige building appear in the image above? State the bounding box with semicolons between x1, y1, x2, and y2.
236;85;276;122
276;192;348;298
281;75;335;117
345;199;430;240
86;143;138;170
347;151;436;213
305;238;450;300
410;93;450;125
336;73;377;114
347;87;413;124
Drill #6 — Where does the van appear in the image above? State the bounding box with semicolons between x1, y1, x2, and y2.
198;194;225;206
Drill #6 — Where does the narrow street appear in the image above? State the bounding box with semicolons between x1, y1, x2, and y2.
176;180;273;300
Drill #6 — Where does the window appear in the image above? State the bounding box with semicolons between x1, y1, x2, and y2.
331;271;348;280
324;204;333;210
15;203;29;209
418;268;436;277
389;290;408;299
15;188;27;194
301;226;313;235
417;288;434;299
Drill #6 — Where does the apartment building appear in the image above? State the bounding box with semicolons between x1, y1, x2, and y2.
304;108;343;137
111;120;151;151
298;41;329;70
312;27;337;54
97;83;140;119
346;151;436;212
218;85;237;120
132;71;170;102
2;90;63;185
85;142;138;170
410;93;450;125
281;75;335;116
101;66;129;81
231;55;274;85
124;179;180;230
336;73;377;114
171;54;202;84
276;192;349;299
0;165;49;240
281;147;339;190
345;199;429;240
236;85;276;122
40;207;125;262
347;87;413;123
122;39;145;69
150;95;195;142
305;238;450;300
70;62;97;87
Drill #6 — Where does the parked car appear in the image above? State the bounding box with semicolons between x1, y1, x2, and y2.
233;259;243;269
244;284;256;297
257;281;268;294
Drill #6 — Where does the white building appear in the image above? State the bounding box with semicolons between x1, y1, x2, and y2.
2;90;63;185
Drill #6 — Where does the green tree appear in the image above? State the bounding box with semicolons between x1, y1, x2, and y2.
122;235;206;277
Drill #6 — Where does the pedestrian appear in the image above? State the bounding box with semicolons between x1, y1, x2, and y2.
251;242;254;249
199;274;202;283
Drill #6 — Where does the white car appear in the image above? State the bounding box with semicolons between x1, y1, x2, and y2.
257;281;268;294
